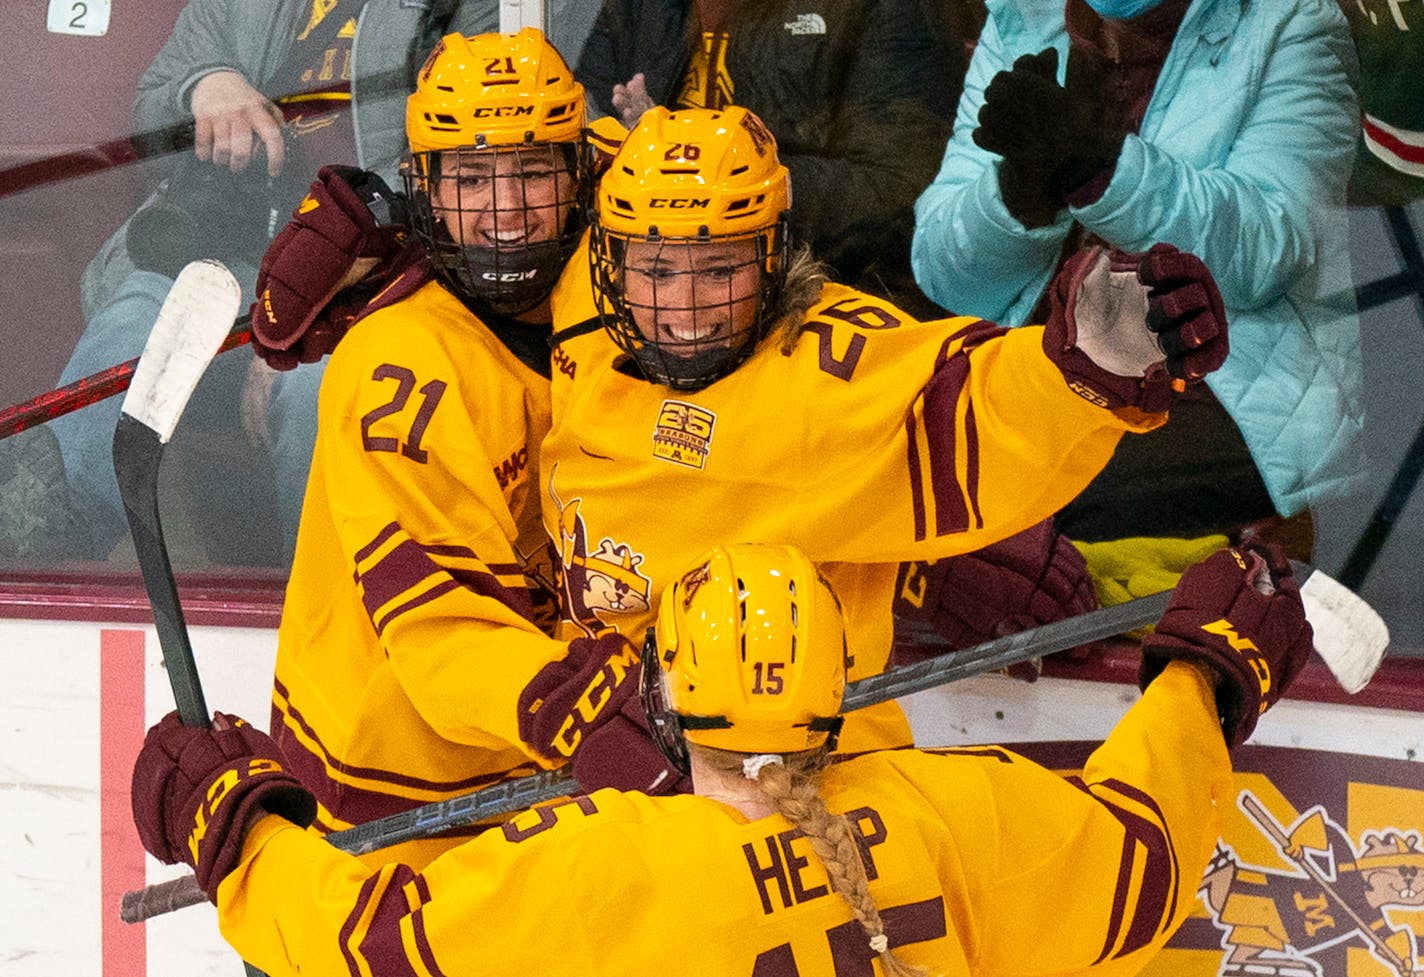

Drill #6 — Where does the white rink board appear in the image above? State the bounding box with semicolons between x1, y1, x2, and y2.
2;616;1421;977
0;617;276;977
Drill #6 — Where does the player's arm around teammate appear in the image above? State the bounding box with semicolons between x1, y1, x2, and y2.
261;31;677;850
128;541;1307;976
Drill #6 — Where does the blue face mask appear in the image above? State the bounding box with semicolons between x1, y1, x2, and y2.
1083;0;1168;19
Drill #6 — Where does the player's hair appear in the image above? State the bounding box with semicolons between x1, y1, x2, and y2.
693;743;930;977
773;245;833;355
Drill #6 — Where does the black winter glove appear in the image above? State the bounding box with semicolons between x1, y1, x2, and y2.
973;48;1127;227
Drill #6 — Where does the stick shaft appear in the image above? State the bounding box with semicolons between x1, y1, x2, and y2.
118;586;1178;921
120;560;1388;925
0;320;251;442
112;413;207;726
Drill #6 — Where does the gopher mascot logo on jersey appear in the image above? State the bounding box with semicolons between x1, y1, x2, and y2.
1199;791;1423;977
547;466;651;637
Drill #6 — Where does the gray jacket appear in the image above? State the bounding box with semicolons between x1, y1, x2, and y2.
84;0;594;315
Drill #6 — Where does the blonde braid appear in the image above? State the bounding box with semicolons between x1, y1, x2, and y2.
700;747;929;977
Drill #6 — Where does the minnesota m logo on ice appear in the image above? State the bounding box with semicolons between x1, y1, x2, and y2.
784;11;827;35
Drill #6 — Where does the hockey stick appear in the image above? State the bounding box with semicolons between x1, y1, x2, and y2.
119;560;1390;923
111;260;270;977
0;66;412;199
113;260;243;724
0;315;251;442
1239;793;1411;976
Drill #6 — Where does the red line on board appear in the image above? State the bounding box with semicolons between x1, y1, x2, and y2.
101;629;146;977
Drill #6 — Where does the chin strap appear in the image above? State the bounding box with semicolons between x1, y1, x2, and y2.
548;316;605;348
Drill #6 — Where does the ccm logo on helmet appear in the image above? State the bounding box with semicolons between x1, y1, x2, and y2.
472;106;534;118
650;198;710;209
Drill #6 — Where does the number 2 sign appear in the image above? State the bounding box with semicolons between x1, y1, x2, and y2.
47;0;111;37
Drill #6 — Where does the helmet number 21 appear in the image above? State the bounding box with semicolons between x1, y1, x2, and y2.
751;661;785;695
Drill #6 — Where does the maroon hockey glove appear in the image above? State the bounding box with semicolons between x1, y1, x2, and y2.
893;519;1098;676
518;634;644;762
1045;243;1228;413
1138;543;1313;748
1137;243;1229;382
250;165;408;370
131;711;316;901
571;680;693;796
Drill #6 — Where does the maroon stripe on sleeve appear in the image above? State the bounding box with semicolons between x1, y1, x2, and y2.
944;319;1008;350
360;539;443;627
1084;778;1179;962
1097;829;1135;964
273;677;540;798
905;412;928;542
922;352;973;537
408;874;451;977
357;865;423;977
444;565;535;621
354;522;402;564
340;872;384;977
372;579;461;636
963;399;983;531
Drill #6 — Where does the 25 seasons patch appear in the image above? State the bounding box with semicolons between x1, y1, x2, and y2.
652;399;716;469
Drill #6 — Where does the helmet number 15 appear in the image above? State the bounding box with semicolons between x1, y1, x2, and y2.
751;661;785;695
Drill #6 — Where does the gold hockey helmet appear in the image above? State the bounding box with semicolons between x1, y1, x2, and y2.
589;106;792;389
403;29;589;315
641;544;847;772
406;27;585;154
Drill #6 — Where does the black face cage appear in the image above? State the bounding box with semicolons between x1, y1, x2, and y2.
404;141;591;317
590;216;789;390
640;627;692;775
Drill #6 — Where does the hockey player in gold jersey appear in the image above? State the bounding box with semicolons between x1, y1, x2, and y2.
259;29;667;865
131;540;1313;976
529;104;1231;755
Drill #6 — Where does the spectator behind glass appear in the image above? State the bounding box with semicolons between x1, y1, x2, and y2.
45;1;596;568
1339;0;1424;207
574;0;973;318
911;0;1364;551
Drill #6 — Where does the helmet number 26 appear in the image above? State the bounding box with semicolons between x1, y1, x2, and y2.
751;661;785;695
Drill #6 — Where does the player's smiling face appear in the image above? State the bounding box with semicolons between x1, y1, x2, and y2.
620;237;762;352
430;146;575;250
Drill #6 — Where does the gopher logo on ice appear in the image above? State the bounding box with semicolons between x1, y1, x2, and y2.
548;466;651;638
1199;792;1424;977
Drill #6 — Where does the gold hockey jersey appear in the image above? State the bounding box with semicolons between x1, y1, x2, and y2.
219;662;1229;977
541;269;1164;753
272;276;567;859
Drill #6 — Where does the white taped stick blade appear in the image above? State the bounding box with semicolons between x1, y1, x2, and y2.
120;259;241;443
1300;569;1391;694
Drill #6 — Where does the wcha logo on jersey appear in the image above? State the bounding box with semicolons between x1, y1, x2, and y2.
1197;790;1424;977
784;12;827;35
548;466;652;638
652;399;717;469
